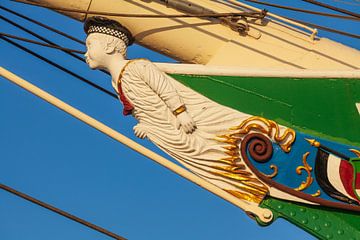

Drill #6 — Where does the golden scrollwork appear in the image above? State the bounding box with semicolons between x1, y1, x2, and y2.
211;116;296;203
311;190;321;197
294;152;313;191
264;164;278;178
229;116;296;153
211;116;297;203
225;189;265;204
209;167;269;203
210;116;298;203
294;152;321;196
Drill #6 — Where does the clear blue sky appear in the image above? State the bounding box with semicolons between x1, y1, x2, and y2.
0;1;359;239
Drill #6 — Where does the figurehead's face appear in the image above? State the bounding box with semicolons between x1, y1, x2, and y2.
85;33;108;70
85;33;128;70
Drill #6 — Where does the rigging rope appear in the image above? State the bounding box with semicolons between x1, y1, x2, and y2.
302;0;360;19
244;0;359;20
12;0;359;39
0;36;117;99
0;32;85;54
285;16;360;39
0;8;110;76
331;0;360;7
11;0;266;19
0;183;127;240
230;0;360;39
0;14;86;62
0;5;85;45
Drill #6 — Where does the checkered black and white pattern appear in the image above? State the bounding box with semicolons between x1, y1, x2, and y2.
88;25;130;46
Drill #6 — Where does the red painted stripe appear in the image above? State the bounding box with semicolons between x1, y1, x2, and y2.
339;160;358;200
356;173;360;189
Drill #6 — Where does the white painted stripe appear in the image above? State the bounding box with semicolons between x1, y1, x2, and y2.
269;187;317;205
356;103;360;115
155;62;360;79
327;154;355;200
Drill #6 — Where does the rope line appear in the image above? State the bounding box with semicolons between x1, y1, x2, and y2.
302;0;360;19
0;32;85;54
0;5;85;45
285;16;360;39
11;0;266;19
12;0;359;39
0;183;127;240
0;14;86;63
244;0;360;20
0;36;117;99
0;10;110;76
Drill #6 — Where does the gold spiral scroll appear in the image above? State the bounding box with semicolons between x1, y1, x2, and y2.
230;116;296;153
264;164;278;178
213;116;296;204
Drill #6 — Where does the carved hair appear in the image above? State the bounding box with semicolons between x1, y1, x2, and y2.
91;33;127;57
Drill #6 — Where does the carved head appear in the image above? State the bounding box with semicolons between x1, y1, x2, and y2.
84;16;134;69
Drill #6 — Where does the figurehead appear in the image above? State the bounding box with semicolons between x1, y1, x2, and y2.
84;16;134;70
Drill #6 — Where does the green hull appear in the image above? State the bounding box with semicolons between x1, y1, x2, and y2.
173;74;360;147
261;197;360;240
172;73;360;240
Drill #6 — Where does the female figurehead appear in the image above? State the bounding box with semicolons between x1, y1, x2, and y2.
83;16;269;204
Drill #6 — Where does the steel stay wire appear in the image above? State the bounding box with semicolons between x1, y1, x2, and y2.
0;14;86;57
0;183;127;240
11;0;266;19
0;12;117;98
12;0;360;39
0;8;110;77
1;0;358;102
244;0;360;20
0;35;117;99
0;31;85;54
229;0;360;39
284;16;360;39
0;5;85;45
302;0;360;19
0;9;124;239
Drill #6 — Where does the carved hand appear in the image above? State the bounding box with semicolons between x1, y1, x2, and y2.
133;123;148;139
176;111;196;134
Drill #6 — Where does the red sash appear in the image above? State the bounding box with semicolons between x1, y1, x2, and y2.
117;60;135;116
117;82;134;116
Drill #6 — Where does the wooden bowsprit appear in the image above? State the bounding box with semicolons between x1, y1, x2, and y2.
0;66;273;224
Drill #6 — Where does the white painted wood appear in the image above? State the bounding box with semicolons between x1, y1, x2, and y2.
269;187;317;205
327;155;355;200
155;62;360;79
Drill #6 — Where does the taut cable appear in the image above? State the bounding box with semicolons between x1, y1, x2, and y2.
0;183;127;240
0;32;85;54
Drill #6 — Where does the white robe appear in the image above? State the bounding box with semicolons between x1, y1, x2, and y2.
113;59;269;202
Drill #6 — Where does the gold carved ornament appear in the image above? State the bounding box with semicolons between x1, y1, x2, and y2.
294;152;321;197
211;116;296;203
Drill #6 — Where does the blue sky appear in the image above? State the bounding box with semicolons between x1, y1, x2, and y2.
0;1;359;239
